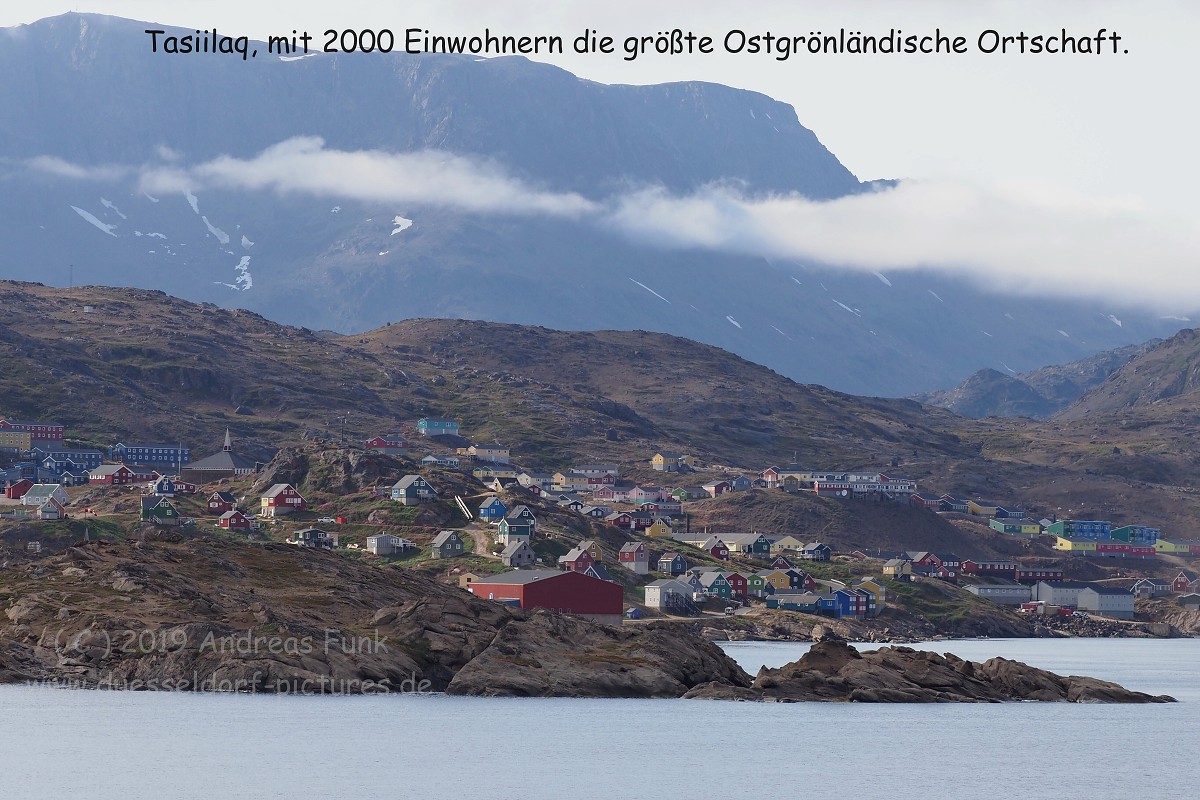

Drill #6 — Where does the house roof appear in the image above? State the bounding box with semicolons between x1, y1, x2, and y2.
392;475;431;490
219;509;246;520
501;541;532;558
472;568;562;585
432;531;459;547
23;484;63;499
585;563;615;582
506;505;535;519
262;484;298;498
186;449;257;472
210;491;236;503
89;464;132;476
559;547;588;562
1081;586;1133;596
619;542;644;554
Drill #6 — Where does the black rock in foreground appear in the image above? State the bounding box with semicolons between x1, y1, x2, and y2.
683;639;1176;703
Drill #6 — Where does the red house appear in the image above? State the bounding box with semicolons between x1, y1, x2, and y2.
813;479;851;497
89;464;137;485
770;555;794;571
761;467;781;488
467;569;624;624
724;571;748;599
558;546;594;572
4;479;33;500
219;509;252;530
1172;571;1198;593
207;491;237;515
703;537;730;560
260;484;307;517
365;434;408;454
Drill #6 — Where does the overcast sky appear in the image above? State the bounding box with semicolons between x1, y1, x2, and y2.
6;1;1198;309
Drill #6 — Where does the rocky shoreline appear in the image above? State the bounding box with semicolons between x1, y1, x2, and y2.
684;637;1176;703
0;540;1178;702
692;607;1191;645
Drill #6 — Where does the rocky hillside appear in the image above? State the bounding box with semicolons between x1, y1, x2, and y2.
914;341;1152;420
1057;328;1200;419
0;535;747;696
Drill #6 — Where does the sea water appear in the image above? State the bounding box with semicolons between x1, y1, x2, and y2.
0;638;1195;799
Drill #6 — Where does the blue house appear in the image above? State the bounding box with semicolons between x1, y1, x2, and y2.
39;450;103;475
417;418;460;437
109;443;190;468
478;496;507;522
815;594;840;617
656;552;688;577
150;475;177;497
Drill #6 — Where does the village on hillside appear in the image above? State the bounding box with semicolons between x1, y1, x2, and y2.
2;413;1198;630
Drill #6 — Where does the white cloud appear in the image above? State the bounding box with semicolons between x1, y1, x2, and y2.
604;179;1200;310
137;136;597;217
29;138;1200;311
28;156;127;181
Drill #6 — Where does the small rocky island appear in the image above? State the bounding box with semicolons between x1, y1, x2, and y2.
0;539;1175;703
683;637;1175;703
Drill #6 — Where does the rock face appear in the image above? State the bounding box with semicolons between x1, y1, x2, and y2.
0;539;751;697
447;614;751;698
684;641;1175;703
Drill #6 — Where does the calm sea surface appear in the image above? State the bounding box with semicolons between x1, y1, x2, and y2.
1;638;1196;799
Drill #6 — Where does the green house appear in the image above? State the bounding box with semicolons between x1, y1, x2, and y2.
746;573;771;596
989;519;1024;534
699;572;732;599
140;496;180;526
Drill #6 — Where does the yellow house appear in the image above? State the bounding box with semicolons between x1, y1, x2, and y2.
645;519;673;538
855;578;887;610
967;500;1000;517
469;444;511;464
1054;536;1096;552
1020;521;1042;535
579;539;603;562
1156;538;1192;554
552;472;591;491
771;535;807;554
458;572;483;588
0;430;32;451
472;465;518;480
883;559;912;578
758;569;792;591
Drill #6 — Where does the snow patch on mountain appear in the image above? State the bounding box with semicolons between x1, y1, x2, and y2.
391;215;413;235
928;290;944;302
71;205;116;237
629;278;670;304
832;299;861;317
99;197;127;219
726;315;742;329
1058;330;1070;338
872;271;892;287
185;190;199;214
201;216;230;245
1107;314;1123;327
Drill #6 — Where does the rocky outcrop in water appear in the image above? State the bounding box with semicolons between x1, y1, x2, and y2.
683;640;1175;703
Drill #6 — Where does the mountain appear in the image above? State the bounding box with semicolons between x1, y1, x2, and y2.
1057;328;1200;420
0;13;1187;396
0;281;971;471
914;341;1155;419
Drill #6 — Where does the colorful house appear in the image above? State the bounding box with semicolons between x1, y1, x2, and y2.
967;500;1001;517
206;491;237;515
21;484;69;507
260;484;307;517
478;496;507;522
219;509;252;531
1110;525;1160;545
645;519;673;538
698;572;732;599
579;540;604;562
88;464;137;485
651;452;694;472
468;444;510;464
619;542;649;574
724;571;748;599
417;418;460;437
656;552;688;576
294;528;339;550
364;434;408;454
140;496;180;526
701;537;730;560
391;475;438;505
800;542;832;561
497;518;533;546
701;480;731;498
4;479;33;500
558;547;595;573
468;569;624;625
1045;519;1112;540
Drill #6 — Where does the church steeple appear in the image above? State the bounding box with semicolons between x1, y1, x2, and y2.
223;429;232;452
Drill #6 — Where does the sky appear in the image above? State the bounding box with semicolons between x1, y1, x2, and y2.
6;1;1199;310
